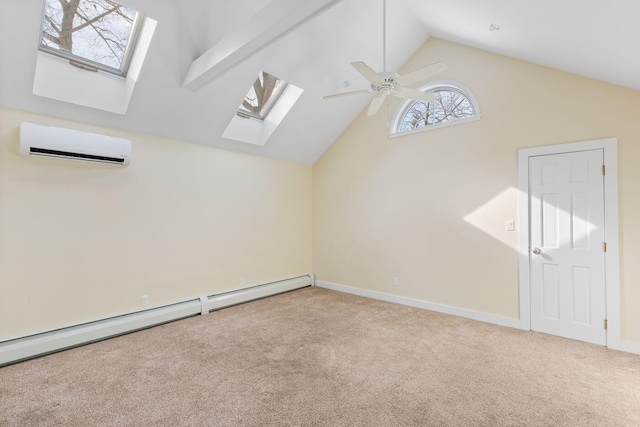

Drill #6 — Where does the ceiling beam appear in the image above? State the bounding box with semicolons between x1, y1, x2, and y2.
182;0;342;91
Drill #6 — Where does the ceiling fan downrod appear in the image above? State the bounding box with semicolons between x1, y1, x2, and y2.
382;0;386;72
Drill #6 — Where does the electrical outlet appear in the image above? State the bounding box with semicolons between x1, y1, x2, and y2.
240;277;245;286
506;220;516;231
141;295;149;307
392;277;398;286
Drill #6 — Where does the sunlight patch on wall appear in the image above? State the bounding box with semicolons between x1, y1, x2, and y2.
464;187;520;251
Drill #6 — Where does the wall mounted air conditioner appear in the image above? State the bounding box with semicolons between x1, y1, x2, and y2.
19;122;132;166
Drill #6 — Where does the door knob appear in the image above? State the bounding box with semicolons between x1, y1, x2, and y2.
532;247;542;255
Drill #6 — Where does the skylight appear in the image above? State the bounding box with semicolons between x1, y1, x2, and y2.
237;72;288;121
39;0;143;76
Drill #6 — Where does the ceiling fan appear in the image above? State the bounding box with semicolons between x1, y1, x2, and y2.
324;0;447;116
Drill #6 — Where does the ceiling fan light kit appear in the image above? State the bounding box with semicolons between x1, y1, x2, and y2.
324;0;447;116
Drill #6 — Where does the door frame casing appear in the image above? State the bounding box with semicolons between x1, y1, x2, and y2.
517;138;620;349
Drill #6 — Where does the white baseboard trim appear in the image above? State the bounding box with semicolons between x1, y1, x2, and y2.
616;339;640;356
0;275;312;367
315;280;525;330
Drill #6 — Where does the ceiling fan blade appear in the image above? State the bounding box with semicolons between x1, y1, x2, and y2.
351;61;381;83
367;95;386;116
396;88;436;102
397;62;447;86
323;89;371;99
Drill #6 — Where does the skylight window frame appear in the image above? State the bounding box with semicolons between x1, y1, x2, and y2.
37;0;145;77
237;72;289;121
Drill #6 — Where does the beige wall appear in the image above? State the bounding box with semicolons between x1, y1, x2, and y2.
0;107;312;340
3;38;640;347
313;38;640;343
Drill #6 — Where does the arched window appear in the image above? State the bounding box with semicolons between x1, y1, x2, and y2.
392;82;479;135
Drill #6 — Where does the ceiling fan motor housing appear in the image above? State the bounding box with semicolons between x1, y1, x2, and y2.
322;0;446;114
371;72;401;96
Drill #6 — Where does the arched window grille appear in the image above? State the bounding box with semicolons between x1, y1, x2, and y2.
392;83;479;134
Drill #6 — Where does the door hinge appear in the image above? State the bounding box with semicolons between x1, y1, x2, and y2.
604;242;607;252
602;165;606;176
604;319;608;330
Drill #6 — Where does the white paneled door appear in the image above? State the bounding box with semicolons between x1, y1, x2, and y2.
529;150;606;345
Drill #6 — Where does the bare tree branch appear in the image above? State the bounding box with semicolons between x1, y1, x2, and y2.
45;15;62;35
241;72;279;115
42;0;136;68
72;6;118;33
42;31;61;46
399;90;475;131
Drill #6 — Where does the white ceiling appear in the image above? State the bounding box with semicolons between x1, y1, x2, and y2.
405;0;640;92
1;0;639;164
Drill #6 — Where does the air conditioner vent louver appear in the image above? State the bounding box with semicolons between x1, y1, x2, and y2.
19;122;131;166
29;147;126;164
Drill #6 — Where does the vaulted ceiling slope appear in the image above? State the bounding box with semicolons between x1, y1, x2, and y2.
0;0;427;164
2;0;639;165
406;0;640;93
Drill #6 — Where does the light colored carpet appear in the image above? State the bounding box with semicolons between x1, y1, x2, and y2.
1;287;639;426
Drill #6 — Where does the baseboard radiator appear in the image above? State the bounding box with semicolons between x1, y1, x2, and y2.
0;274;314;367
